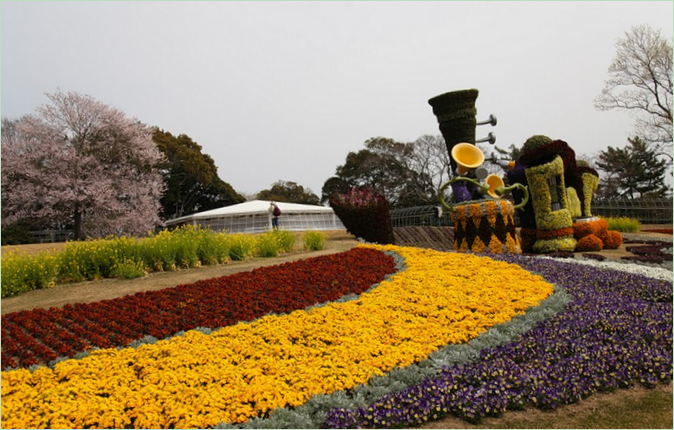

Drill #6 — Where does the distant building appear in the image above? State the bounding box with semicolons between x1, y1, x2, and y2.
164;200;345;234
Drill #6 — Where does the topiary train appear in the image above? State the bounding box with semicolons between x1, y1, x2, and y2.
507;135;621;253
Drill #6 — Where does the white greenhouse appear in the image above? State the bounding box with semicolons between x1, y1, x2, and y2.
164;200;345;234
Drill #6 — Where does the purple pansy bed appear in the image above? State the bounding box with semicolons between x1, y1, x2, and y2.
325;253;672;428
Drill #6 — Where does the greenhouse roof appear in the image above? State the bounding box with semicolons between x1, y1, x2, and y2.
165;200;335;226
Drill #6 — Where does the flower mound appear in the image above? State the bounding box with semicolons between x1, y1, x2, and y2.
576;234;603;252
326;255;672;428
1;246;553;429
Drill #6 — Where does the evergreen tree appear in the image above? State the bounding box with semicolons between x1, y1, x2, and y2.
256;180;320;205
153;129;244;219
321;137;435;208
595;137;670;198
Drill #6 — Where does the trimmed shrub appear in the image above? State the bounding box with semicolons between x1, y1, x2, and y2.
329;188;395;245
573;218;622;251
520;134;553;156
427;89;479;151
573;218;608;240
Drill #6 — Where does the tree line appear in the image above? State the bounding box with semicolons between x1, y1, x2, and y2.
2;24;671;243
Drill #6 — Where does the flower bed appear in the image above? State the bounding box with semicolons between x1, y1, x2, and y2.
1;246;554;429
1;248;397;369
326;253;672;428
641;229;673;235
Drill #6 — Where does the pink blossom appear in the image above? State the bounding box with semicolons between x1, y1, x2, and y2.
2;90;165;239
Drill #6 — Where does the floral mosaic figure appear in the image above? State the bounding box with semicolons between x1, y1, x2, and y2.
517;138;579;253
507;136;622;253
429;89;527;255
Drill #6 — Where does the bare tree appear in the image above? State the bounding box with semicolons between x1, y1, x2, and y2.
408;134;451;197
594;24;673;160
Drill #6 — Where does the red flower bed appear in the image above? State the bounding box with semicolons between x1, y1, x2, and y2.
2;248;397;369
642;229;673;235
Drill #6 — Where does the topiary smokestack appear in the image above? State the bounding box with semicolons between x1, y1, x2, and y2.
428;89;479;174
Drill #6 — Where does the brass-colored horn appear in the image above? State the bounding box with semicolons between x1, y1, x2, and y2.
485;174;505;199
451;143;484;175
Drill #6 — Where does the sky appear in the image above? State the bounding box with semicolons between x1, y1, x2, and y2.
2;1;673;200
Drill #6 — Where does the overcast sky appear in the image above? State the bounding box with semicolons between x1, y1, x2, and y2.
2;1;672;199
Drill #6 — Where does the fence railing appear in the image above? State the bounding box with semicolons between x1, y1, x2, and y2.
390;198;673;227
591;198;673;224
29;229;74;243
390;205;453;227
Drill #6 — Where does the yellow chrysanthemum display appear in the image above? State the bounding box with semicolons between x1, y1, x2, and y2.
1;245;553;429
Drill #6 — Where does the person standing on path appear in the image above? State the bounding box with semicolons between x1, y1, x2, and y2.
269;201;281;230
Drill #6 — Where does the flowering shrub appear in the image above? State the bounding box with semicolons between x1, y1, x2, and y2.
1;245;553;428
451;200;521;254
329;188;395;244
603;216;641;233
579;170;599;217
573;218;622;251
523;157;577;254
573;219;600;239
566;187;582;219
1;226;303;298
255;231;284;257
273;230;297;254
303;231;327;251
0;250;59;298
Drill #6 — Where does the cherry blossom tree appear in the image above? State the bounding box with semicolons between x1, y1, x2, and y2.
1;90;165;239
